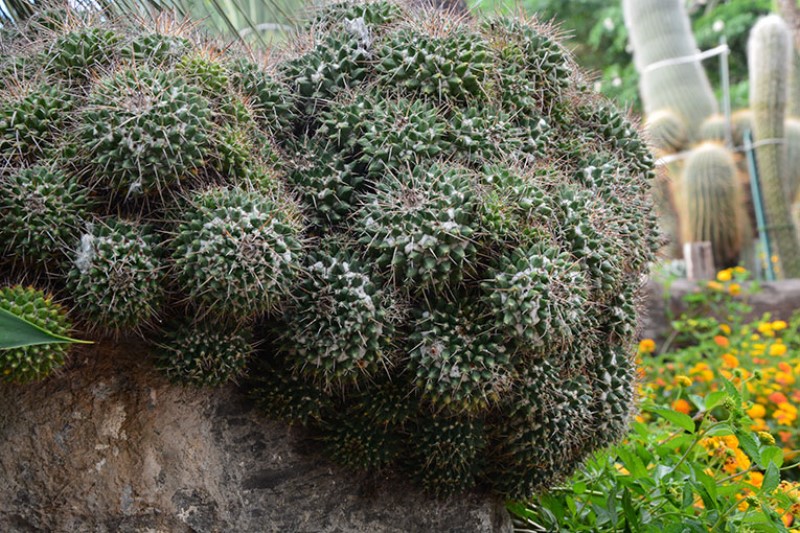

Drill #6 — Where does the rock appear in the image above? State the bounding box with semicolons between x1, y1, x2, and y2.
640;279;800;344
0;342;513;533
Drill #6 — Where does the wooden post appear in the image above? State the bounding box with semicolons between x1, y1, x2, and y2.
684;241;716;281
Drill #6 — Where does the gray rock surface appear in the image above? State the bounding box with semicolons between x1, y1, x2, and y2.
640;279;800;344
0;342;512;533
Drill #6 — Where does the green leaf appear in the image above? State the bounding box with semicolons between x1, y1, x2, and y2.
762;461;781;494
760;446;784;469
0;308;91;349
573;481;587;495
704;390;728;410
648;407;695;433
736;429;761;463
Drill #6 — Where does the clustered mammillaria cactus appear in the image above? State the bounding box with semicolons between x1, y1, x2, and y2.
0;0;659;498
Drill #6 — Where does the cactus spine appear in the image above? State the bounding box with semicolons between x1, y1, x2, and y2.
680;143;743;268
623;0;718;142
749;15;800;278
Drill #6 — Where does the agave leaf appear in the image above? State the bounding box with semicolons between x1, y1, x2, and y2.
0;308;92;349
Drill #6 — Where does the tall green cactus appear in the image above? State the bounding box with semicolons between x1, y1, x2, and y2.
623;0;718;142
681;143;743;269
749;14;800;278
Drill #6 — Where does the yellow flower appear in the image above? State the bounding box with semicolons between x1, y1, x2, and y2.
717;269;733;282
749;471;764;488
734;266;747;274
638;339;656;354
774;320;789;331
707;281;724;291
728;283;741;296
722;353;739;369
675;375;692;387
771;343;788;357
748;404;767;418
758;431;776;445
720;324;732;335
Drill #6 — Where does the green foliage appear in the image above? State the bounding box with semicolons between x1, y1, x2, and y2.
513;272;797;531
0;286;72;383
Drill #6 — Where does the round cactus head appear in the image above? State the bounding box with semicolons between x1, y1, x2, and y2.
645;109;688;154
0;285;73;383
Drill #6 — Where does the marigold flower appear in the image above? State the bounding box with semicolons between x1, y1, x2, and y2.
672;398;692;415
728;283;741;296
720;324;732;335
707;281;724;291
774;320;789;331
675;375;692;387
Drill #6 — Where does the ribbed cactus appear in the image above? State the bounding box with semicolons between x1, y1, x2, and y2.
623;0;718;142
0;0;659;499
700;114;728;143
680;143;743;268
731;109;754;147
749;15;800;278
645;109;688;154
786;118;800;201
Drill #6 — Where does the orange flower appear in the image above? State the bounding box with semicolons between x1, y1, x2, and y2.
770;392;789;405
749;471;764;488
672;399;692;415
721;353;739;369
714;335;730;348
638;339;656;354
728;283;741;296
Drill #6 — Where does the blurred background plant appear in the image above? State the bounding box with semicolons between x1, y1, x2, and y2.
511;270;800;531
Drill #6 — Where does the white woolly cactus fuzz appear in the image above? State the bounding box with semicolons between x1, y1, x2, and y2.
171;186;304;320
65;219;163;332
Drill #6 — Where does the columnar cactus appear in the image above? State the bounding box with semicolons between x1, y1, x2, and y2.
749;15;800;277
623;0;718;142
0;1;659;498
680;143;744;269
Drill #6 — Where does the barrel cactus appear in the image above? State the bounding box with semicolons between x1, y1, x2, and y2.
0;1;659;498
0;285;73;383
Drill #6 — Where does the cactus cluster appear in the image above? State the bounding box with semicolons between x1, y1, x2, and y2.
0;1;658;498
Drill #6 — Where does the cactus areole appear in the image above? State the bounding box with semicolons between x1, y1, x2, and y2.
0;0;659;498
